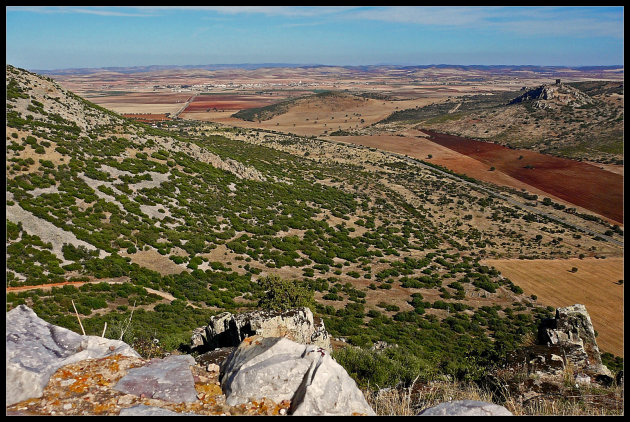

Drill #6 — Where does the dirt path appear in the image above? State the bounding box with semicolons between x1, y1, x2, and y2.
6;278;199;309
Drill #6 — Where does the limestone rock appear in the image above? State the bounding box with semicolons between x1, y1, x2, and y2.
119;404;201;416
290;350;376;416
220;335;375;416
509;84;593;109
538;304;612;379
191;307;331;353
114;354;197;403
6;305;139;406
418;400;513;416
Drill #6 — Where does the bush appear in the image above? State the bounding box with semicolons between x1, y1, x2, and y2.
257;275;314;311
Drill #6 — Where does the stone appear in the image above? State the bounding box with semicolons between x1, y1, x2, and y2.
418;400;513;416
6;305;140;406
538;304;612;379
206;363;220;372
220;337;315;406
192;307;331;353
220;335;375;416
114;354;197;403
290;350;376;416
118;404;201;416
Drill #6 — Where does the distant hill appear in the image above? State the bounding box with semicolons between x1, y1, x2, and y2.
377;81;623;163
232;91;366;121
33;63;624;76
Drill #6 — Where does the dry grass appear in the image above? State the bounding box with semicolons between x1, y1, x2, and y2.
364;379;494;416
364;377;624;416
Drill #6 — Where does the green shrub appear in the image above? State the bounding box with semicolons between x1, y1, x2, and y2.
257;275;314;311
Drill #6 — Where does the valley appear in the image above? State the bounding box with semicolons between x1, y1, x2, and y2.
5;63;624;402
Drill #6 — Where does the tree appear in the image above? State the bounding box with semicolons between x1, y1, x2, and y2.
257;275;314;311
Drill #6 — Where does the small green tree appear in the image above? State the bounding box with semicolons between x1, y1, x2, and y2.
257;275;314;311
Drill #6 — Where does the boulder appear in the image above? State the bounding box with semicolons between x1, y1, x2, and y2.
114;354;198;403
191;307;331;353
220;335;375;416
418;400;513;416
538;304;612;379
6;305;139;406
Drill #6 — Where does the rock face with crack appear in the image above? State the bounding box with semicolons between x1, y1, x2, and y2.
6;305;140;406
113;354;198;403
191;307;331;353
219;335;375;416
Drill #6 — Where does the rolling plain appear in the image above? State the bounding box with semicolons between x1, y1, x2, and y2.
6;64;624;405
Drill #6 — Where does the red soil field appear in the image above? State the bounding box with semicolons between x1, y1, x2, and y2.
422;130;624;224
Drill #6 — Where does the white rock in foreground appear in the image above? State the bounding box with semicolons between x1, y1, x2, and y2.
6;305;140;406
418;400;513;416
220;335;375;416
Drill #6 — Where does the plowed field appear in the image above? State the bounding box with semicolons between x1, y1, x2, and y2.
423;130;624;224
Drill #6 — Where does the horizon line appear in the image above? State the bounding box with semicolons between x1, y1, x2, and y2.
23;63;625;73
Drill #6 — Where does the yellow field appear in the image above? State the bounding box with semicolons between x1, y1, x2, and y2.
482;257;624;356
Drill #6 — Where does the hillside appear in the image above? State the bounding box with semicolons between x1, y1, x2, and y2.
231;91;369;122
376;81;623;163
5;64;623;395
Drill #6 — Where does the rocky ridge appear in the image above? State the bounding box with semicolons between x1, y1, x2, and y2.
509;83;594;109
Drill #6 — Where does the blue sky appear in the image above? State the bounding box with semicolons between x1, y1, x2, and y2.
5;6;624;70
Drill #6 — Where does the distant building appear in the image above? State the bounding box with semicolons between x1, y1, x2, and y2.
555;79;561;85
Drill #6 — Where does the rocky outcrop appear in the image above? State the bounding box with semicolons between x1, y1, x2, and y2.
503;304;614;400
509;84;593;109
220;335;375;416
191;307;331;353
418;400;513;416
6;305;140;406
537;304;612;380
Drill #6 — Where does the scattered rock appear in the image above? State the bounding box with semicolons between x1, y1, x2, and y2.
191;307;331;353
418;400;513;416
114;354;198;403
220;335;375;416
6;305;139;406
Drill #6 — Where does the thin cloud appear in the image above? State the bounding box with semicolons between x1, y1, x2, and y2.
6;6;155;17
132;6;359;18
346;6;623;38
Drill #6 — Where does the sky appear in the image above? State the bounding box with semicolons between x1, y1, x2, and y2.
5;6;624;70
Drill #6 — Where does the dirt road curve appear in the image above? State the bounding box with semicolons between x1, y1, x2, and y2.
6;278;198;308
